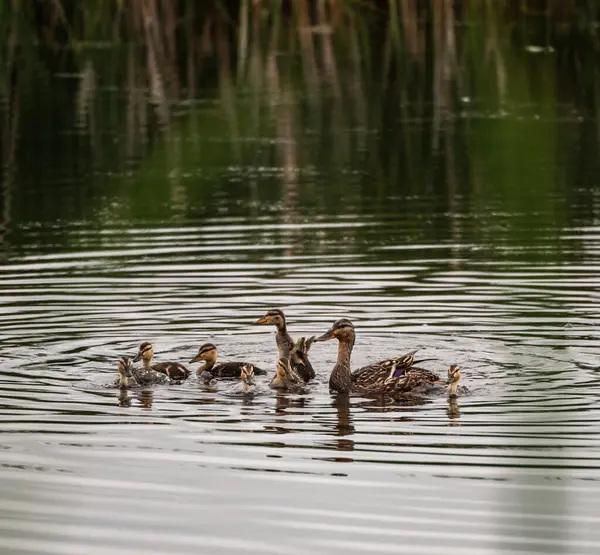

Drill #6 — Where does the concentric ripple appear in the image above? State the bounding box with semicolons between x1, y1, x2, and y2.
2;206;600;554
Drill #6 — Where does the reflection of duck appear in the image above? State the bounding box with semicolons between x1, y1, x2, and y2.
447;396;461;424
315;318;443;395
133;342;189;381
254;309;315;382
117;389;133;407
269;357;306;393
189;343;266;377
331;393;354;439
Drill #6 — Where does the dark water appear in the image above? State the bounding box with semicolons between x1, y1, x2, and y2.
3;41;600;554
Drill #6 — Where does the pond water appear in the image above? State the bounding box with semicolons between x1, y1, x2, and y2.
2;35;600;555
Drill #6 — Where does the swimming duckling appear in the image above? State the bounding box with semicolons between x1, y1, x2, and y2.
254;309;315;382
226;364;256;395
133;342;190;381
446;364;469;396
117;357;138;388
189;343;266;378
269;357;306;393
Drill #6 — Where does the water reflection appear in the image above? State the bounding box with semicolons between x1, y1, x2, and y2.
446;396;461;425
3;7;600;554
329;394;355;460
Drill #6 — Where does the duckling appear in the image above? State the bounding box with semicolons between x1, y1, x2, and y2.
133;342;190;381
189;343;266;378
226;364;256;395
314;318;443;396
254;309;315;381
446;364;469;396
117;357;138;388
269;357;306;393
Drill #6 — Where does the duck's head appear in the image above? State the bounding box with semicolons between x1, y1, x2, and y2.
240;364;255;386
254;309;286;328
117;357;137;387
189;343;217;364
133;342;153;363
447;364;461;384
314;318;355;343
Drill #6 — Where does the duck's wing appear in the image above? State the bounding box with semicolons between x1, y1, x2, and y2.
380;367;444;395
151;362;190;380
290;336;316;382
134;368;169;385
351;349;419;388
406;365;443;382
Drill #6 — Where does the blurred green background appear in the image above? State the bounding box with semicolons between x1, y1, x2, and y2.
1;1;600;245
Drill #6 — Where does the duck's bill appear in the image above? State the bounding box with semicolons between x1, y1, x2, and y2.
189;354;202;364
314;329;335;342
132;353;142;362
254;316;268;325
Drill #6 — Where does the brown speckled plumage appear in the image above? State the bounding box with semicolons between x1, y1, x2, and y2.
315;318;442;395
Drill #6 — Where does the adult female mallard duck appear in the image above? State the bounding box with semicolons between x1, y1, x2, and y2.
254;309;315;382
188;343;266;378
269;357;306;393
314;318;443;395
133;342;190;381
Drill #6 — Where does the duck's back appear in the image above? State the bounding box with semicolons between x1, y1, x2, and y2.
151;362;190;381
212;362;267;378
351;351;419;387
133;367;170;385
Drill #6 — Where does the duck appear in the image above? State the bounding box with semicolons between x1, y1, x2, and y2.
115;355;169;387
133;342;190;381
116;357;138;388
225;364;256;395
314;318;443;395
446;364;469;396
269;357;306;393
188;343;266;378
254;309;316;381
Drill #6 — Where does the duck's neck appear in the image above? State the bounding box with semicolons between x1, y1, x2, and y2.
275;324;294;358
142;357;153;370
329;336;355;393
447;382;458;396
120;375;137;387
197;358;216;374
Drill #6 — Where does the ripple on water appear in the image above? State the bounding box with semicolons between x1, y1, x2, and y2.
2;218;600;554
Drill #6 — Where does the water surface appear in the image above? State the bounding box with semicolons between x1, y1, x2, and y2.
2;31;600;555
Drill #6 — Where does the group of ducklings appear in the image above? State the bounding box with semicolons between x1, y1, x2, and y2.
115;309;467;398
